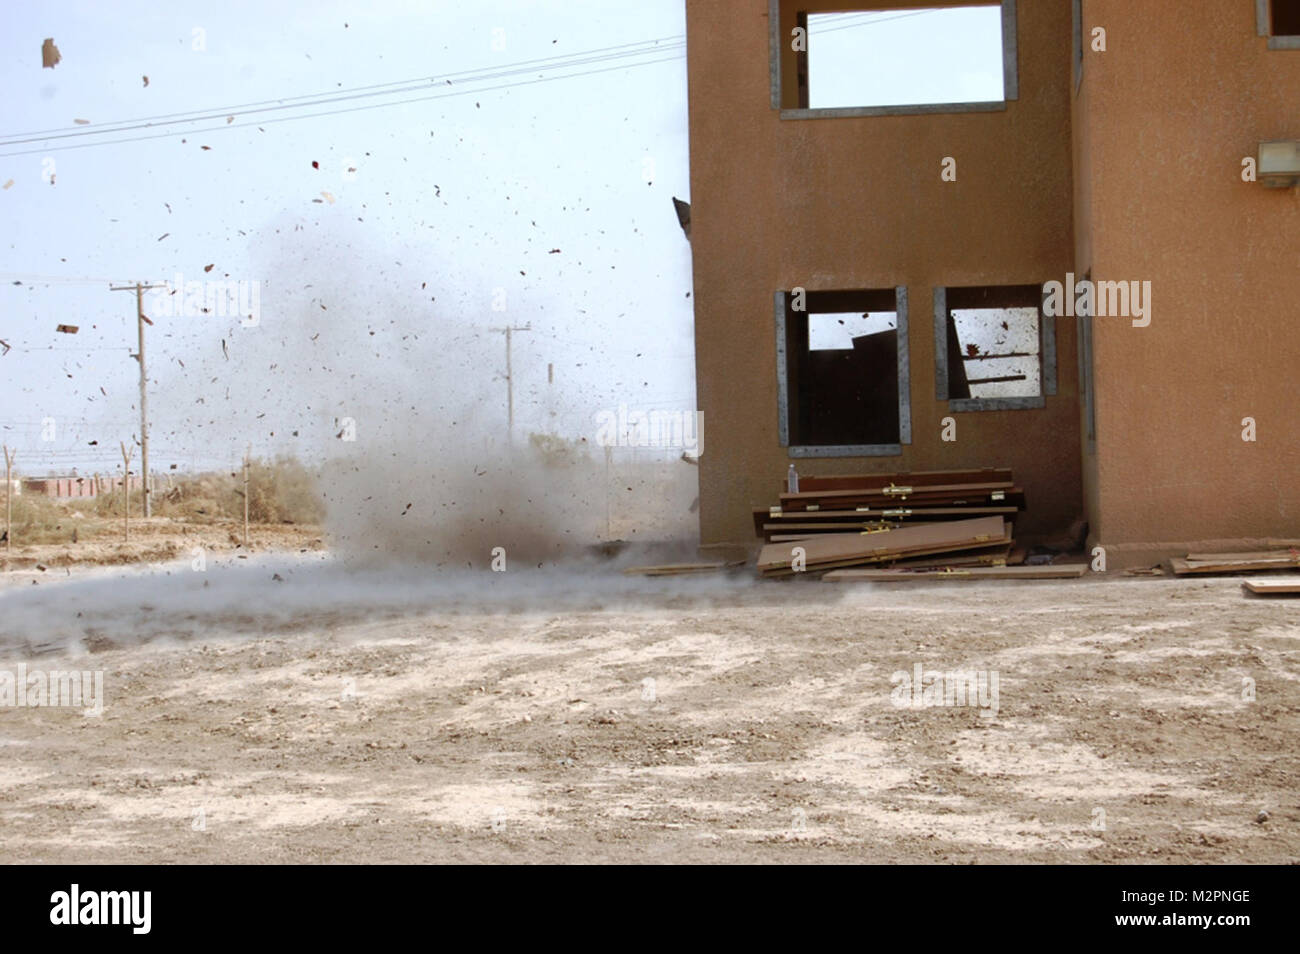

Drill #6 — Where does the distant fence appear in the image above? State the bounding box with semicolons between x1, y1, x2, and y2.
18;475;143;499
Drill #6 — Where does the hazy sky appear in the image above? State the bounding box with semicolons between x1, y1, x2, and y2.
0;2;1000;478
1;0;694;474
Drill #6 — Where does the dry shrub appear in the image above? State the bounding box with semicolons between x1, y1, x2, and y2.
2;491;96;544
241;456;324;524
151;456;323;524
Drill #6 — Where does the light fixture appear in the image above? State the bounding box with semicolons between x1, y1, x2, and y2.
1258;140;1300;188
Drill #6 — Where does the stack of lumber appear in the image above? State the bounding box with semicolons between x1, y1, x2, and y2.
1170;548;1300;576
754;467;1040;578
754;468;1031;578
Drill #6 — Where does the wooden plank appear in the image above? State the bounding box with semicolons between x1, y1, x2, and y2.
1171;554;1300;575
777;487;1024;514
622;561;744;577
793;468;1012;493
889;545;1012;569
757;516;1008;574
780;480;1013;506
759;535;1012;577
765;506;1019;522
752;504;1017;537
823;564;1090;582
1242;577;1300;595
1186;549;1300;563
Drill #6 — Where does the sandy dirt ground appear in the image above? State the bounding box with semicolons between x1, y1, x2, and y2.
0;519;323;572
0;551;1297;864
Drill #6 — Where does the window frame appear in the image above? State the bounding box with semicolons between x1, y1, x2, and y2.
1258;0;1300;49
770;0;1020;118
1072;0;1084;91
775;286;912;458
932;284;1057;412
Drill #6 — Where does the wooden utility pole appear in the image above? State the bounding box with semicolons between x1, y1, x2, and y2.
242;446;250;549
488;323;531;445
109;281;166;517
120;441;134;542
3;445;14;553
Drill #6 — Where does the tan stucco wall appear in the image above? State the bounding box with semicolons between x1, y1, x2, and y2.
686;0;1081;547
1079;0;1300;560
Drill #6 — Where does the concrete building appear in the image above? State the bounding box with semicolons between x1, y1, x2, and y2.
684;0;1300;564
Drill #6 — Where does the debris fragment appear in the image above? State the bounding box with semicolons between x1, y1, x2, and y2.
55;324;79;334
321;191;335;204
142;75;149;87
42;38;61;69
2;179;13;190
74;118;90;125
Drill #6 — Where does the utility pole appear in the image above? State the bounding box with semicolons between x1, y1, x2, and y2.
3;445;14;553
488;323;531;445
110;281;166;516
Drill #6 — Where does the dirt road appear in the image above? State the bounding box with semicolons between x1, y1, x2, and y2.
1;556;1296;863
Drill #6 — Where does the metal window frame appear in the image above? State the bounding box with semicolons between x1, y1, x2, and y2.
770;0;1019;117
776;286;911;458
1079;313;1097;451
1072;0;1084;91
1260;0;1300;48
932;284;1055;413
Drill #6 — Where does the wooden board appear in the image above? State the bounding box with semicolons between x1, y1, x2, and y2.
792;468;1012;493
779;480;1014;507
1242;577;1300;595
756;516;1007;574
776;488;1024;515
823;564;1090;582
889;545;1012;569
759;534;1013;577
752;505;1017;537
622;561;744;576
1185;550;1300;563
1171;554;1300;575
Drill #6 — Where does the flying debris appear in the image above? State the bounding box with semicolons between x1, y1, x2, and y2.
55;324;79;334
42;38;61;68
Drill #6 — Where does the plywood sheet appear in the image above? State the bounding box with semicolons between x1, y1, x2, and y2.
1242;577;1300;595
823;564;1090;582
756;516;1007;573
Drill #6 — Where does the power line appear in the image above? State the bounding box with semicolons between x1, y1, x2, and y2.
0;35;685;144
0;41;684;157
813;10;943;33
0;54;684;159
